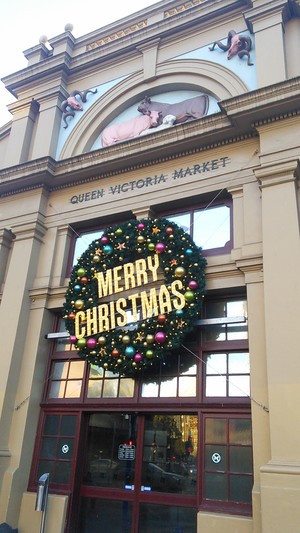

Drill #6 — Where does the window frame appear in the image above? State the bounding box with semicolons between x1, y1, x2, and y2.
160;196;233;256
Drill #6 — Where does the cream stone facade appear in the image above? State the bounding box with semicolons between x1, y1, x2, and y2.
0;0;300;532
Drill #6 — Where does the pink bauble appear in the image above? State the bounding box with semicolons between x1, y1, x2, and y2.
137;223;145;231
101;235;109;244
188;280;198;290
87;338;97;349
69;335;77;345
155;242;165;254
155;331;166;343
134;353;142;363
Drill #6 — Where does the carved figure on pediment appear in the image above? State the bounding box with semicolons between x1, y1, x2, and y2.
101;110;162;146
209;30;253;66
61;88;98;128
137;94;209;124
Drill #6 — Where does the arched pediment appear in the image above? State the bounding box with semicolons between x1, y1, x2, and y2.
59;59;249;159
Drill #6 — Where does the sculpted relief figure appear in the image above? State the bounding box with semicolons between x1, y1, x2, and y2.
61;88;97;128
137;94;209;124
101;110;162;146
209;30;253;66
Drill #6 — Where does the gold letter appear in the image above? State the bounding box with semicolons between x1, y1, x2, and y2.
141;288;159;319
75;311;86;339
171;280;186;310
124;262;136;290
94;270;113;298
86;307;98;336
158;284;172;314
127;293;140;323
147;254;159;282
135;258;148;286
116;298;128;327
113;265;124;293
97;304;110;333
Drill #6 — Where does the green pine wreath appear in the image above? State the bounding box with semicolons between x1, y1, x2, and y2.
64;218;206;377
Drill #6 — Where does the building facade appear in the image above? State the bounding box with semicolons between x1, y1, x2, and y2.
0;0;300;532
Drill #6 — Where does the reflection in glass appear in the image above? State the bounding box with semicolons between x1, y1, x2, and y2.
160;377;177;397
83;413;137;489
193;205;230;250
73;230;103;265
141;414;198;495
87;365;135;399
178;376;196;397
206;375;226;397
205;352;250;398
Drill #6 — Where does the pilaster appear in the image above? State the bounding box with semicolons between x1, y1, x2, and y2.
4;99;39;166
244;1;290;87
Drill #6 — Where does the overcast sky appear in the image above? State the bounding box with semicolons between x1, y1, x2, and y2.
0;0;161;127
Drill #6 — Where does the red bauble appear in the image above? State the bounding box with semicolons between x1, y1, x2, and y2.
112;348;120;358
157;314;166;324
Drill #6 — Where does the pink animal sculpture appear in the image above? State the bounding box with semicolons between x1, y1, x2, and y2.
209;30;253;66
137;95;209;123
61;88;97;128
101;111;161;146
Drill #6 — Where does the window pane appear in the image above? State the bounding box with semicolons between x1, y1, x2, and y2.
61;415;77;436
68;361;85;378
228;353;249;374
119;379;135;398
141;381;159;398
41;437;57;459
58;438;74;459
160;377;177;397
227;300;247;318
53;461;72;484
206;353;227;374
52;362;68;380
229;446;253;473
204;472;227;500
44;415;60;435
228;375;250;397
206;376;226;397
205;418;226;443
230;474;253;503
193;205;230;250
166;213;190;234
229;419;252;445
139;503;196;533
178;376;196;397
90;365;104;378
65;380;82;398
73;230;103;264
87;380;102;398
103;379;118;398
205;445;227;470
49;381;66;399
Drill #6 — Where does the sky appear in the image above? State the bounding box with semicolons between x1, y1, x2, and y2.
0;0;161;127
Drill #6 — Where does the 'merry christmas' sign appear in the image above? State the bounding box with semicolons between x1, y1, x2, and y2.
64;218;206;376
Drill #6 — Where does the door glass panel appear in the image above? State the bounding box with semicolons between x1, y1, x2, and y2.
79;498;132;533
83;413;137;488
141;414;198;495
139;503;196;533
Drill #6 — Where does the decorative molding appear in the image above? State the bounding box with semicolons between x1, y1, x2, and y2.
164;0;207;18
86;20;148;51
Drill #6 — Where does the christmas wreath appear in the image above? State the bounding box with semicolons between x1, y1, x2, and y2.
64;218;206;377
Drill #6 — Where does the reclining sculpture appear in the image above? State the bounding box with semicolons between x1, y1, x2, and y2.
137;94;209;123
